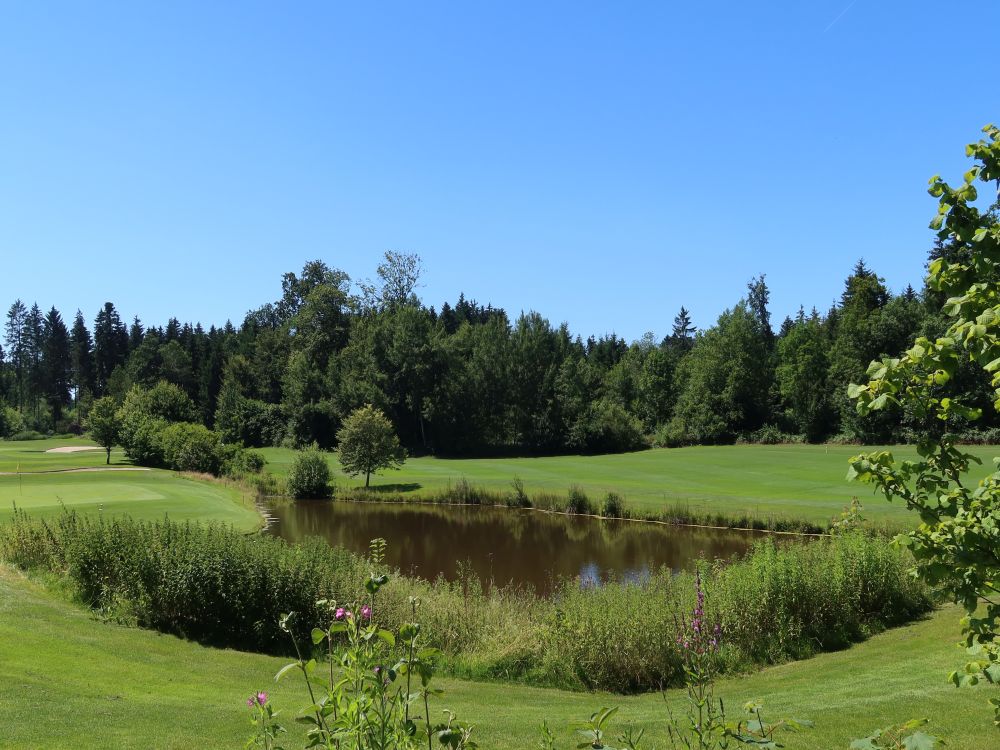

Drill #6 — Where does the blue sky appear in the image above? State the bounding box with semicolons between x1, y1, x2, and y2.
0;2;995;342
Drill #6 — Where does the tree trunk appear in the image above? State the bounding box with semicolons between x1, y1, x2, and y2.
106;446;111;465
365;471;370;487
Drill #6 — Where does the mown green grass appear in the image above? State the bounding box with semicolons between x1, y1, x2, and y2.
0;439;261;529
0;435;127;472
0;566;993;749
260;443;1000;525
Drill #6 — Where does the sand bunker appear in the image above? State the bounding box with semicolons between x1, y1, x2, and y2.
44;446;105;454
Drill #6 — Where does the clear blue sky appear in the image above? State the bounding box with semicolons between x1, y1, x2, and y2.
0;2;994;342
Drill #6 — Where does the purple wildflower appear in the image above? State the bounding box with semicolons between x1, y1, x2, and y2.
361;604;372;620
256;691;268;706
335;607;346;620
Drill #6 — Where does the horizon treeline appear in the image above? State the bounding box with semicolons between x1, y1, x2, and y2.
2;243;996;454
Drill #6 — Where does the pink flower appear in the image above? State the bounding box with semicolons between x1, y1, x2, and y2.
247;691;268;708
361;604;372;620
335;607;346;620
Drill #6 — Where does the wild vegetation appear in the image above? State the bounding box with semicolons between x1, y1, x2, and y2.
0;509;930;693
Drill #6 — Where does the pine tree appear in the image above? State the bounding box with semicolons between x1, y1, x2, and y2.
41;307;72;423
70;310;95;404
24;303;45;419
93;302;128;395
667;306;696;352
4;300;27;409
746;275;774;346
129;316;145;351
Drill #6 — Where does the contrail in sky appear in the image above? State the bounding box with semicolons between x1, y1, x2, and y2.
824;0;859;33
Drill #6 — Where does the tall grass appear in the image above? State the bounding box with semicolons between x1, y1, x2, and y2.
336;481;828;534
0;510;931;693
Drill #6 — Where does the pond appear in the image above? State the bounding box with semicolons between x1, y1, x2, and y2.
263;500;771;592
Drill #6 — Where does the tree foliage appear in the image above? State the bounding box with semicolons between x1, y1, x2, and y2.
286;447;332;499
847;124;1000;726
336;404;406;487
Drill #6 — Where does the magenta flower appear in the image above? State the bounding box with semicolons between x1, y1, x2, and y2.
246;691;268;708
361;604;372;620
335;607;346;620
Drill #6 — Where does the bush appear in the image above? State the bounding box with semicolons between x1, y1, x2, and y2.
0;404;25;439
5;429;45;441
160;422;226;474
737;425;804;445
653;419;692;448
601;492;626;518
286;448;332;498
567;399;647;454
226;448;266;476
565;485;594;514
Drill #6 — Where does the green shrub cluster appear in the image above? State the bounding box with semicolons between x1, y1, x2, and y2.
111;381;264;478
0;511;930;693
285;447;333;498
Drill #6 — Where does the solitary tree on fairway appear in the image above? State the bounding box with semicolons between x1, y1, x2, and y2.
337;404;406;487
86;395;119;464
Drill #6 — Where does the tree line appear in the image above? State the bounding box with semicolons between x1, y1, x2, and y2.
2;242;996;454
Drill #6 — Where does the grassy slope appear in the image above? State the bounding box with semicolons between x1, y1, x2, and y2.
0;567;994;749
0;438;261;529
261;443;1000;525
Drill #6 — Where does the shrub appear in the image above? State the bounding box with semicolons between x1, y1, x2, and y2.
507;476;531;508
738;425;804;445
227;448;266;476
601;492;626;518
565;485;594;515
568;400;647;454
0;404;25;439
653;418;692;448
286;447;332;499
160;422;226;474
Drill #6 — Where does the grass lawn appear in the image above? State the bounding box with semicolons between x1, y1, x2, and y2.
0;435;127;472
0;566;995;749
0;438;261;529
260;443;1000;526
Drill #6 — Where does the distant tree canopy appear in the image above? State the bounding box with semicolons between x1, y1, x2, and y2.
4;219;999;455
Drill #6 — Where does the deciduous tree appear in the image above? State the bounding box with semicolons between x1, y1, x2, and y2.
336;404;406;487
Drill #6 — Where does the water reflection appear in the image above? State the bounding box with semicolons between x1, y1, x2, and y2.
264;500;768;593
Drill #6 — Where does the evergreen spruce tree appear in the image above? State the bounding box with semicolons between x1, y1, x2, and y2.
93;302;128;395
668;306;696;352
70;310;95;407
4;300;27;409
41;307;72;423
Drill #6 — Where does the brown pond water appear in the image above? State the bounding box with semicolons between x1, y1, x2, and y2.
263;500;770;592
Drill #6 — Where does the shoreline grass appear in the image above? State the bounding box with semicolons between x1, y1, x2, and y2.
0;565;993;749
258;443;1000;527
